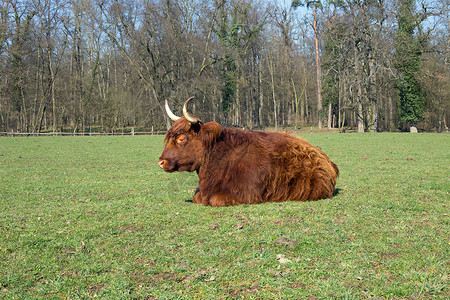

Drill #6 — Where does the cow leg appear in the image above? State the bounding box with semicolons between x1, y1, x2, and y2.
193;191;202;204
208;193;237;207
193;190;209;206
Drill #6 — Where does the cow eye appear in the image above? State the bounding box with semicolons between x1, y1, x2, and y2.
176;135;187;145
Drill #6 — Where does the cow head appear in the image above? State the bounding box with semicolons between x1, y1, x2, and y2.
158;97;222;173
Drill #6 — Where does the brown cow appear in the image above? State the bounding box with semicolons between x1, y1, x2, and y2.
159;97;339;207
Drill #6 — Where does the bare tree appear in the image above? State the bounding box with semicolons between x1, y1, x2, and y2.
293;0;324;129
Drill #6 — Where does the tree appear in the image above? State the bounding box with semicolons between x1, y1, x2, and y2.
394;0;424;132
213;0;267;126
292;0;324;129
418;0;450;131
8;1;36;132
321;16;345;129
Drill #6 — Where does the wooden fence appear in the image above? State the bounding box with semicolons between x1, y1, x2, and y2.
0;130;167;137
0;127;338;137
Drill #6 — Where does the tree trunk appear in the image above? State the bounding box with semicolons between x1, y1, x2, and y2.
269;60;277;130
235;75;240;126
338;74;343;130
354;42;364;133
49;47;57;133
368;56;377;132
388;96;393;131
258;56;264;127
357;103;364;133
327;102;332;129
291;77;299;129
312;6;323;129
371;102;378;132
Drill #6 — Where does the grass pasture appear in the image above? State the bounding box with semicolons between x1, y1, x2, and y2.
0;133;448;299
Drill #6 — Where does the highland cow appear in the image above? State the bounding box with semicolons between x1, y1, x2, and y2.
158;97;339;207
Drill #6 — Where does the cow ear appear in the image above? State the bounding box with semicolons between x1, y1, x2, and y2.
200;122;222;146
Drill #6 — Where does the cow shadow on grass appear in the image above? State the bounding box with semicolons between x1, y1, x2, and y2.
183;188;342;204
333;188;342;197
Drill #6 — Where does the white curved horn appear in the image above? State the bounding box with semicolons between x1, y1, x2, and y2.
165;99;181;121
183;97;198;124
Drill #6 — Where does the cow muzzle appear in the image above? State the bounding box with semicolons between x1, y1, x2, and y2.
158;158;168;168
158;159;165;169
158;158;174;172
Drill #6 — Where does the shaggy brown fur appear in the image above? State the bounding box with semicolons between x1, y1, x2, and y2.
159;117;339;207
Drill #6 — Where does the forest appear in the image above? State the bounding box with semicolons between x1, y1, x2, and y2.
0;0;448;133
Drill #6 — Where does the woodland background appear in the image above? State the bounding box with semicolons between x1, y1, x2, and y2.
0;0;448;134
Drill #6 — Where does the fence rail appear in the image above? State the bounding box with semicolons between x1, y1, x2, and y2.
0;130;167;137
1;127;343;137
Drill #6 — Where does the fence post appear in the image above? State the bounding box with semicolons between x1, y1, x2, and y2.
131;127;135;136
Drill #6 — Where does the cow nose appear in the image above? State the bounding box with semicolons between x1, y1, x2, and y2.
158;159;166;169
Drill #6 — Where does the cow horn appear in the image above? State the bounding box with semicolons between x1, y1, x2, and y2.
183;97;198;124
165;99;181;121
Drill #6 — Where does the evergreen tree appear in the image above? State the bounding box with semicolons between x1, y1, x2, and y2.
394;0;424;132
322;19;346;129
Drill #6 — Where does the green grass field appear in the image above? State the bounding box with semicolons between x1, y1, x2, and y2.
0;133;448;299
